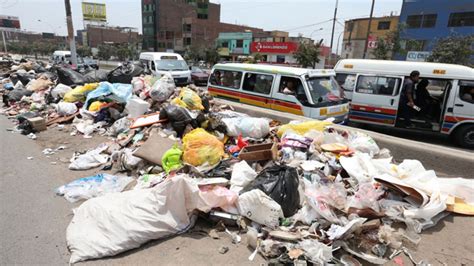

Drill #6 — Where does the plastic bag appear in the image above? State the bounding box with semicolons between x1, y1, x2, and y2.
125;97;150;118
299;239;333;264
346;182;384;212
84;69;109;82
159;104;194;137
277;120;332;138
111;148;144;172
6;86;33;101
200;185;238;213
182;128;224;167
69;144;109;170
222;117;270;139
108;117;131;137
162;144;183;173
171;88;204;110
26;77;54;92
51;84;72;99
107;62;144;84
241;165;300;217
56;102;78;116
149;74;176;102
237;189;284;228
57;67;87;86
88;101;106;112
63;83;99;103
83;82;132;109
230;160;257;193
349;133;380;157
55;173;133;203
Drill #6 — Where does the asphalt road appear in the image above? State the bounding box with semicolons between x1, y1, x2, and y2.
1;115;473;265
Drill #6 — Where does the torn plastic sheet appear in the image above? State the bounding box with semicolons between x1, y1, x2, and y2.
326;218;367;240
299;239;333;264
67;175;215;263
68;144;109;170
335;240;388;265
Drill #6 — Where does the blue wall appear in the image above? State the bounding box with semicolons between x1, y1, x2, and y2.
396;0;474;60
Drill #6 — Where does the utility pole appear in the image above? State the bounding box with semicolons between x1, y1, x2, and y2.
330;0;339;50
363;0;375;59
64;0;78;66
1;31;7;53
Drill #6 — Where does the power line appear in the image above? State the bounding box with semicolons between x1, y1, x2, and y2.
284;19;333;32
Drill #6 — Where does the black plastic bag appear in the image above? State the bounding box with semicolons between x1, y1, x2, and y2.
107;62;143;84
84;69;109;83
241;165;300;217
56;67;86;86
159;104;194;137
6;87;33;101
15;72;34;86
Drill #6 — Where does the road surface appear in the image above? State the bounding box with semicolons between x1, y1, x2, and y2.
0;115;473;265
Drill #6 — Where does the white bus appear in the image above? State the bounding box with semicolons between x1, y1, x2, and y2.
52;50;71;64
334;59;474;148
139;52;191;86
208;63;349;123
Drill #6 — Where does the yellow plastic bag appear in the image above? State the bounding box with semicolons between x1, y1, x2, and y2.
182;128;224;166
277;120;332;137
88;101;106;112
171;88;204;110
63;83;99;103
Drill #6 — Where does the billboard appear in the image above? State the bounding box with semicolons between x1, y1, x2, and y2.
82;2;106;22
250;42;298;54
406;51;431;62
0;15;21;29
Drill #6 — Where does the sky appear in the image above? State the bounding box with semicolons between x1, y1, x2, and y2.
2;0;403;51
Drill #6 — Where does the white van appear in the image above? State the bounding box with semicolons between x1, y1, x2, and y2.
52;50;71;64
139;52;191;86
334;59;474;148
208;63;349;123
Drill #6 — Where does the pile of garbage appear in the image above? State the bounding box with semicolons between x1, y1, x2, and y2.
1;56;473;265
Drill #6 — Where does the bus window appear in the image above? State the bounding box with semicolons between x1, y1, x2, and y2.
210;70;242;89
243;73;273;95
335;73;356;92
356;76;401;96
279;76;308;103
307;76;342;103
459;81;474;104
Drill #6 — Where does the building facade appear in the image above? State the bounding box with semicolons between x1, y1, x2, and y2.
395;0;474;62
216;32;253;61
341;15;400;59
77;25;140;48
141;0;262;52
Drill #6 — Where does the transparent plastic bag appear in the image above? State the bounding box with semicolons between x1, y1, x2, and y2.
222;117;270;139
346;182;384;212
149;74;175;102
182;128;224;166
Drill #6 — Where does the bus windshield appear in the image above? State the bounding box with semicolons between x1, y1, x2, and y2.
155;60;188;71
306;76;342;103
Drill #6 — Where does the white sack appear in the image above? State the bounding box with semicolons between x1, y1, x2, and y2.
51;84;72;98
230;160;257;193
56;102;78;116
237;189;284;228
67;175;212;263
222;117;270;139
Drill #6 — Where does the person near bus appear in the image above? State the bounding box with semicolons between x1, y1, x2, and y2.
415;78;435;119
399;70;420;128
461;87;474;103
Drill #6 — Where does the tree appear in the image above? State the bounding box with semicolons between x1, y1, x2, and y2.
116;45;132;61
371;26;403;60
427;35;474;66
372;37;391;60
184;44;204;63
204;47;220;65
97;44;116;60
293;41;321;68
253;53;264;63
77;46;92;57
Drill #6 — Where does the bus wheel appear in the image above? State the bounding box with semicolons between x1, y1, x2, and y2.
454;124;474;149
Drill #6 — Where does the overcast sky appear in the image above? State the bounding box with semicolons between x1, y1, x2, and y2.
2;0;402;50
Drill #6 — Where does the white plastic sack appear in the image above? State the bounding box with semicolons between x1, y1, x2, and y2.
349;133;380;157
339;152;383;183
299;239;333;264
56;173;133;203
125;97;150;118
67;175;213;263
222;117;270;139
237;189;284;228
230;161;257;193
437;177;474;205
51;84;72;98
69;144;109;170
108;117;131;137
149;73;175;102
56;102;78;116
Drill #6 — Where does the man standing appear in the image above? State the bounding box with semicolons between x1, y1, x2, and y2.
399;70;420;128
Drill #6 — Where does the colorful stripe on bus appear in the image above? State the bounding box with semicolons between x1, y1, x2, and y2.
441;115;473;133
348;104;397;125
208;86;304;115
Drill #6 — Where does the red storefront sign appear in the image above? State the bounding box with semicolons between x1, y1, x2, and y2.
250;42;298;54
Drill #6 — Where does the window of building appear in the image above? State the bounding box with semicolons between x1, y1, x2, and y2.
183;24;192;32
236;40;244;48
221;41;228;48
448;12;474;27
377;21;391;30
159;31;165;38
165;31;174;40
197;13;208;19
184;37;192;46
158;42;165;48
210;70;242;89
405;39;426;51
406;15;422;28
143;26;154;36
243;73;274;95
276;55;285;63
166;42;173;49
356;76;401;95
422;14;437;28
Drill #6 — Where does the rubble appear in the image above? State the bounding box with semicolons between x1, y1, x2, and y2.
1;56;473;265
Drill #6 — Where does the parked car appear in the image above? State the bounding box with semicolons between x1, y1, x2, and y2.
190;66;210;85
77;57;99;71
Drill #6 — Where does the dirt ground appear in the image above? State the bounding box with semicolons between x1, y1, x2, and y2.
1;115;473;265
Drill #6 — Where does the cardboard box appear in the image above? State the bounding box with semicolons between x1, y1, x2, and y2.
238;142;278;162
27;117;47;132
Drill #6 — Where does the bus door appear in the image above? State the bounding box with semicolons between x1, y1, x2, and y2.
442;80;474;133
350;74;404;126
270;75;305;116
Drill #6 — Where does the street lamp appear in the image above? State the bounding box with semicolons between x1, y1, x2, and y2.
335;31;344;57
309;28;324;39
